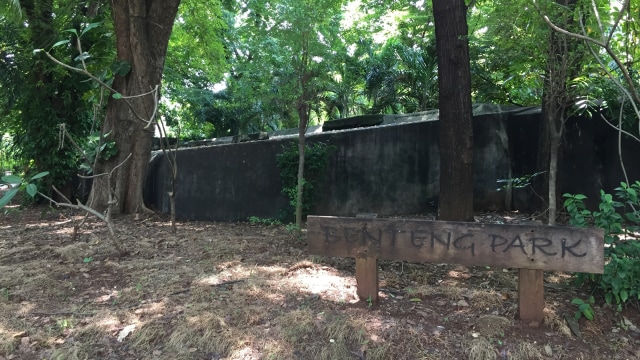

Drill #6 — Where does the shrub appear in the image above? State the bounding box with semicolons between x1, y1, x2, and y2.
275;141;335;222
563;181;640;310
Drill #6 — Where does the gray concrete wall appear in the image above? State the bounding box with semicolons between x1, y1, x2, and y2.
144;105;640;221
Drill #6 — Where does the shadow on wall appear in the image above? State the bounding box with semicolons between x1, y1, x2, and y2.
144;104;640;221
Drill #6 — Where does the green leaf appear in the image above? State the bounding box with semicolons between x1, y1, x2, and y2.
110;60;131;76
80;22;103;37
620;289;628;302
52;39;70;48
409;298;422;302
29;171;49;181
26;183;37;197
571;298;584;305
583;307;594;321
74;52;91;61
62;28;78;37
605;292;613;304
1;175;22;184
112;93;123;99
0;188;19;208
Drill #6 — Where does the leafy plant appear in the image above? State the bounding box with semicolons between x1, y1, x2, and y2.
572;296;595;320
79;131;118;174
0;171;49;208
248;216;282;226
285;223;303;243
496;171;545;191
275;141;335;222
563;181;640;310
0;134;17;173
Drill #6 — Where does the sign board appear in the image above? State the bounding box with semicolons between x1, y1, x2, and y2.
307;216;604;274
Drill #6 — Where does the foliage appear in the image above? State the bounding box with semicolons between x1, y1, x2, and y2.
0;134;17;173
563;181;640;310
0;1;114;191
571;295;595;320
248;216;282;226
0;171;49;208
162;0;229;139
364;37;439;114
275;141;335;222
78;131;118;174
468;1;547;106
496;171;545;191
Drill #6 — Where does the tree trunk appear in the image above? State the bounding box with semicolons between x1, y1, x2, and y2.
432;0;474;222
537;0;576;225
295;86;311;234
89;0;180;214
295;111;307;233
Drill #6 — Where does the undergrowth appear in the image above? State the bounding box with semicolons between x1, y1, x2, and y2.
564;181;640;310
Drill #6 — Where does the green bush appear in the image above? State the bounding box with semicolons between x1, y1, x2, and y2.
275;141;335;222
563;181;640;310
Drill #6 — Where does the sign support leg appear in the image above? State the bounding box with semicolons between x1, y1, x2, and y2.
355;257;378;303
518;268;544;324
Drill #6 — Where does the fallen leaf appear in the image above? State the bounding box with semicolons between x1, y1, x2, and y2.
564;314;581;337
20;337;30;347
117;324;136;342
11;331;27;338
544;344;553;356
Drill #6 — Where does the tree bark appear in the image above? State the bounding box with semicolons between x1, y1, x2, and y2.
295;107;307;233
89;0;180;214
432;0;474;222
536;0;577;225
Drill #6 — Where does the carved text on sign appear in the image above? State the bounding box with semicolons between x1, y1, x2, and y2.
307;216;603;274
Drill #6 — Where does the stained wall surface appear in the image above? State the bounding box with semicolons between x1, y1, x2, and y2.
144;105;639;221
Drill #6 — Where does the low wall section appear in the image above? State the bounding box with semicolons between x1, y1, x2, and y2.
144;105;639;221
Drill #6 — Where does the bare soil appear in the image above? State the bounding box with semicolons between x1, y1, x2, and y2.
0;205;639;360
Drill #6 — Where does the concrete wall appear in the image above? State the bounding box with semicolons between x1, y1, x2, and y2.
144;105;640;221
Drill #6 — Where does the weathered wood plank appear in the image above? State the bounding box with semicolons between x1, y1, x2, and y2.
307;216;604;274
518;268;545;323
355;258;379;302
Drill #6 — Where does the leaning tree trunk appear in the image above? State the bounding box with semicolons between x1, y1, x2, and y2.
89;0;180;215
432;0;474;222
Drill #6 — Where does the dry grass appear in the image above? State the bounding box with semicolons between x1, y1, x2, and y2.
466;337;496;360
0;207;636;359
544;306;572;336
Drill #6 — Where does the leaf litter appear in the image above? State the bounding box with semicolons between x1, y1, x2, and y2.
0;206;638;359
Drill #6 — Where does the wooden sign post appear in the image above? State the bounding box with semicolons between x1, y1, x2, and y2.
307;216;604;323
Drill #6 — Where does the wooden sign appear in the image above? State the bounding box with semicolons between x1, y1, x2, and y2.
307;216;604;273
307;215;605;323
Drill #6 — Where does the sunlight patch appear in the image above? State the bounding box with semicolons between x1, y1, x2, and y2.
285;269;356;300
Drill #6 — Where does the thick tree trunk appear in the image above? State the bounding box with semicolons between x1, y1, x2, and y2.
432;0;474;222
89;0;180;214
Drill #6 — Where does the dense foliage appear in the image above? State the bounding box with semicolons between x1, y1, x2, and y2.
0;1;113;189
275;141;335;221
1;0;639;221
564;182;640;310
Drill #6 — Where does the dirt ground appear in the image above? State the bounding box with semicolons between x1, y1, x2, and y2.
0;205;639;360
